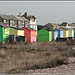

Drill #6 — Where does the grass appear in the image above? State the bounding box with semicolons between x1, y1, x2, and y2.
0;41;74;73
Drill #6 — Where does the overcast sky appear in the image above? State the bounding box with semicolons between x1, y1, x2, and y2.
0;2;75;25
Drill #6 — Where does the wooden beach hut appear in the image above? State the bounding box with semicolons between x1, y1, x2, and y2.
48;28;58;40
10;27;24;36
55;28;63;38
73;29;75;38
22;27;37;42
68;29;74;37
38;27;52;42
60;28;69;37
0;22;10;42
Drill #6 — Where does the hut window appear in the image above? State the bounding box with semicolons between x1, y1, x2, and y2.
4;28;9;34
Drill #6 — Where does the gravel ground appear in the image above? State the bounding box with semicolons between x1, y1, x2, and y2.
26;63;75;74
26;57;75;74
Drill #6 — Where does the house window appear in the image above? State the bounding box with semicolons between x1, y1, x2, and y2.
4;28;9;34
4;19;6;23
32;19;35;22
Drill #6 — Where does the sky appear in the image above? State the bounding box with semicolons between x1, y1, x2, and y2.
0;2;75;25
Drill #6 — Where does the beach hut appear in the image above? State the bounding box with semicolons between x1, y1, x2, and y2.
38;27;52;41
49;28;58;40
10;27;24;36
60;28;69;37
22;27;37;42
73;29;75;38
68;29;74;37
55;28;63;38
0;22;10;42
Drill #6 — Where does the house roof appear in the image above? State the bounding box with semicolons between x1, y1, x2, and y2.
16;16;24;21
0;14;9;20
15;16;28;22
0;14;18;21
68;24;75;27
0;22;9;27
21;17;29;21
22;12;36;21
45;23;59;28
60;22;75;27
10;26;24;30
10;15;18;20
60;22;67;26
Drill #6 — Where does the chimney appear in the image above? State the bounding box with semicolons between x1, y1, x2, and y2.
25;12;27;17
23;12;27;18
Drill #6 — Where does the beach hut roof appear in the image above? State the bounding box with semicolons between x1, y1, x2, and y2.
55;28;63;31
26;27;36;31
43;27;56;31
0;22;9;27
10;26;24;30
45;23;59;28
60;28;70;30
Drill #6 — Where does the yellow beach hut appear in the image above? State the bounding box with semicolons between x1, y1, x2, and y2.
10;27;24;36
60;28;69;37
68;29;74;37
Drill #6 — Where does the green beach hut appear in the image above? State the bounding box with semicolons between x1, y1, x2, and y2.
38;27;52;42
0;22;10;42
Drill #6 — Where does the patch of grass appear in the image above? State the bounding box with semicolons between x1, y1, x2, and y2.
0;41;75;73
6;54;68;73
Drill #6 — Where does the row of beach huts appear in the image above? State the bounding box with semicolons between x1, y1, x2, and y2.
38;27;75;42
0;22;37;43
0;22;75;43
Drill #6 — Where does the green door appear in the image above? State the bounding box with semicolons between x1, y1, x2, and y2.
49;31;52;41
